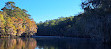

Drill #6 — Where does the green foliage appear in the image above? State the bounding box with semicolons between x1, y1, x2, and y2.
37;0;111;42
81;0;111;13
37;16;75;36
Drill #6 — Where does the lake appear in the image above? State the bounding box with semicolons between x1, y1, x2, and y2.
0;36;110;49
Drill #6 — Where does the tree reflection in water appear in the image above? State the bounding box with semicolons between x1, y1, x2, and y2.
0;38;37;49
35;37;111;49
0;37;110;49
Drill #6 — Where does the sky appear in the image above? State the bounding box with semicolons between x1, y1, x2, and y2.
0;0;83;23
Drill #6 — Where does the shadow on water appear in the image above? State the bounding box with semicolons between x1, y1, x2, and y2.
0;37;110;49
35;37;111;49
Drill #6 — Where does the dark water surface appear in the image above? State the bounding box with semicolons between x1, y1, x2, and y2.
0;36;110;49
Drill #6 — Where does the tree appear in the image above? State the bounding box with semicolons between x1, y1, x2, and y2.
0;14;5;33
5;17;17;35
5;1;15;10
81;0;111;12
25;17;37;36
11;17;24;36
0;2;37;36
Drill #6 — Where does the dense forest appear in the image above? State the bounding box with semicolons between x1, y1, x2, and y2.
37;0;111;43
0;2;37;37
0;0;111;43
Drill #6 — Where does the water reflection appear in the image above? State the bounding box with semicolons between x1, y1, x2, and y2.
0;38;37;49
35;37;111;49
0;37;110;49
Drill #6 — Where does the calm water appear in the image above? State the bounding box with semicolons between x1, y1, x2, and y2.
0;36;110;49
